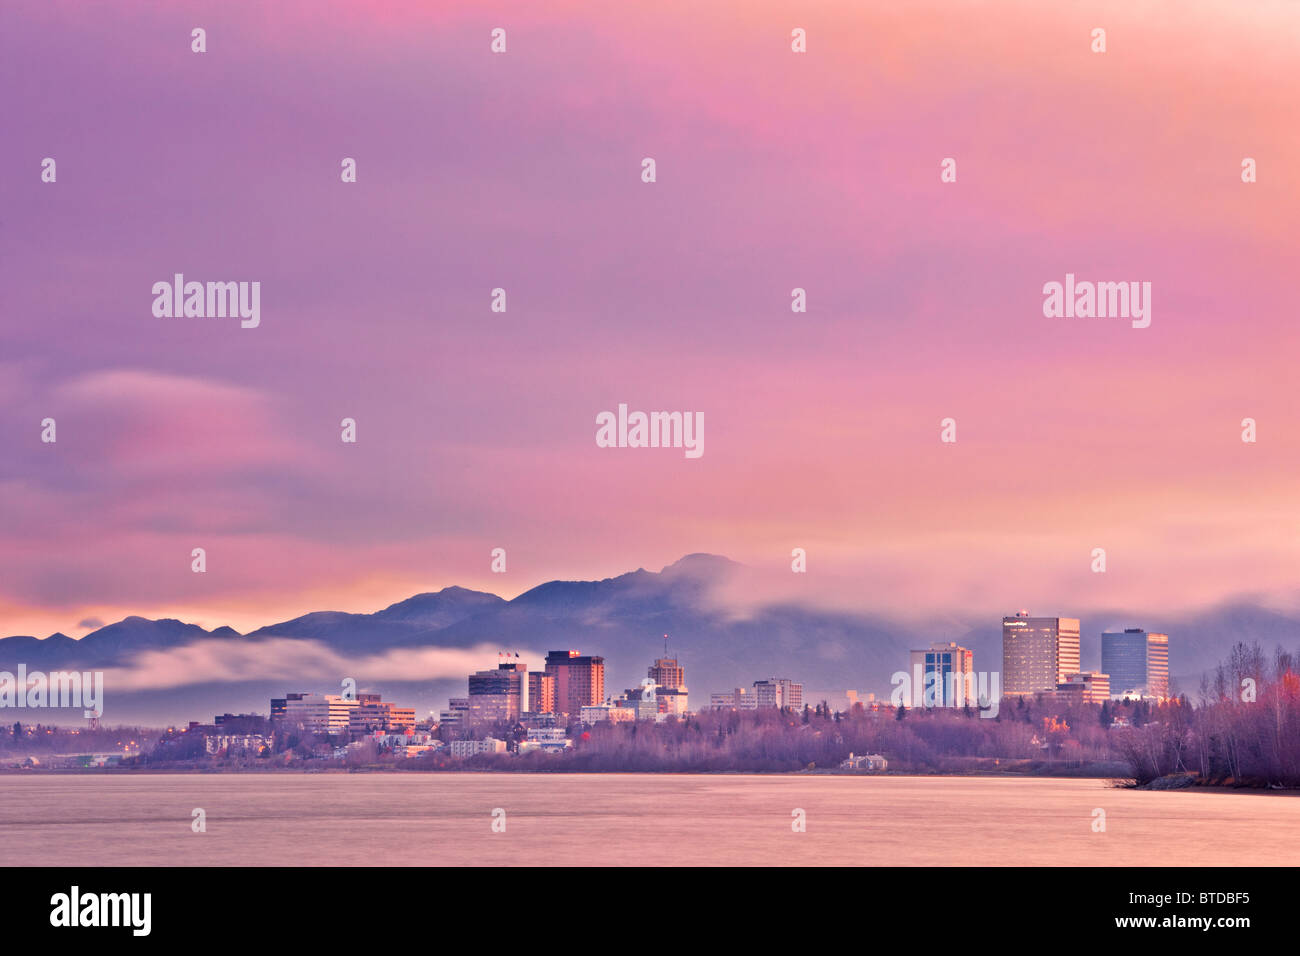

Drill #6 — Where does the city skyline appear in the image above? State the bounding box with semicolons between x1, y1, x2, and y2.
0;546;1245;726
6;603;1172;733
5;1;1300;643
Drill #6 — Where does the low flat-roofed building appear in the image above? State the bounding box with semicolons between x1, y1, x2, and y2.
449;737;507;757
205;734;271;756
656;686;689;717
1053;671;1111;705
270;693;308;721
348;699;416;734
519;727;571;754
281;694;359;735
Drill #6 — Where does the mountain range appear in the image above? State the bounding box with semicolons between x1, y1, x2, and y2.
2;553;1296;725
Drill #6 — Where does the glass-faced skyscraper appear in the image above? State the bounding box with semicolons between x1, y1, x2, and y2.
1101;628;1169;699
1002;613;1080;697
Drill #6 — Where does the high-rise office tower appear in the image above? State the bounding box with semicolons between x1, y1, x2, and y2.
648;656;688;714
648;657;685;690
1002;612;1080;696
467;662;527;723
1101;628;1169;699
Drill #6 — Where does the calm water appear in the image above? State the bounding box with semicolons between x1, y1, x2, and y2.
1;773;1295;866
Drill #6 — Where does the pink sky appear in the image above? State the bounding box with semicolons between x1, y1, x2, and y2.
2;1;1298;638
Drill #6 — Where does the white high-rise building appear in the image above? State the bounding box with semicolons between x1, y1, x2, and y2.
909;642;975;707
753;678;803;710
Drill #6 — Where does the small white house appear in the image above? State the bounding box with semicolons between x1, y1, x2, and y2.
840;752;887;771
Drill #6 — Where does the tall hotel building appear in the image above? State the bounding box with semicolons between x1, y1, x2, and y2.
648;657;685;692
544;650;605;716
1002;612;1080;697
1101;628;1170;699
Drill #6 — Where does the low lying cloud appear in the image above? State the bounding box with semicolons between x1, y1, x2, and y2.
101;638;537;692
